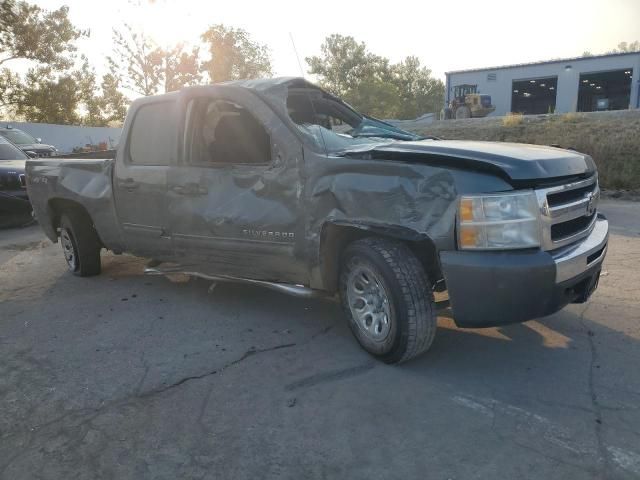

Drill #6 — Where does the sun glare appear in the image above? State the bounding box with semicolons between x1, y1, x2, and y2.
137;3;201;49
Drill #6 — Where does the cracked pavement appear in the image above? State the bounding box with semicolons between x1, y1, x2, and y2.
1;200;639;479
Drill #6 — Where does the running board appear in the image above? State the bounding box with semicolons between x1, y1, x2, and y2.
143;265;332;299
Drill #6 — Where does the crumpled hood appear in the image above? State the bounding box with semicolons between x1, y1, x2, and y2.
345;139;596;182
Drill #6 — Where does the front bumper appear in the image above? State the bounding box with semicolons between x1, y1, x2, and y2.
0;189;32;227
440;214;608;328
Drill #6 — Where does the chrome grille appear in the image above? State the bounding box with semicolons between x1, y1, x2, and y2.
535;175;599;251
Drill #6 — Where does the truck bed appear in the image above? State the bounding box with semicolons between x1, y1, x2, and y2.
25;157;119;247
54;149;117;160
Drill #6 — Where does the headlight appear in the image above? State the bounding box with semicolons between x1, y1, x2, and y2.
458;191;541;250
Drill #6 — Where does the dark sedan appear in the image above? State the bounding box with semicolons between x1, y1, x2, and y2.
0;126;57;157
0;136;32;228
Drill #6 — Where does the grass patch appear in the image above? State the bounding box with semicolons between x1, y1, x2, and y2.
502;113;524;127
559;112;585;123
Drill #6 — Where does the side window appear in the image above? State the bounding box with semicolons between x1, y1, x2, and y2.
129;101;176;166
286;89;363;149
185;98;271;166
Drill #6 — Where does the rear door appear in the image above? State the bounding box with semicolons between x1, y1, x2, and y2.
114;99;177;256
168;86;307;284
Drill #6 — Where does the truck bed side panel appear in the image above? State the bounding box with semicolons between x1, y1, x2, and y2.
25;159;124;250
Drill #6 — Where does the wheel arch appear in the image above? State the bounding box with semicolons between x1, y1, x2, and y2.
318;221;443;294
47;198;103;246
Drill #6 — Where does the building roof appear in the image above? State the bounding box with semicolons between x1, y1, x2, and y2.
446;51;640;76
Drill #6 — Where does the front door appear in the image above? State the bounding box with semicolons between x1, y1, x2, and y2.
168;87;307;284
114;99;177;256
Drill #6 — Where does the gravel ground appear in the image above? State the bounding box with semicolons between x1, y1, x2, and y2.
0;201;639;479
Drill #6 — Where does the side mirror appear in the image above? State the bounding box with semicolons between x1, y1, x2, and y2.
25;150;38;158
36;138;42;143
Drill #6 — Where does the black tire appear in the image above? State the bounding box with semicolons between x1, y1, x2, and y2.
455;105;471;119
339;237;436;364
60;211;102;276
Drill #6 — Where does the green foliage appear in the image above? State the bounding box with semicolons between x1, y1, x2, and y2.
391;56;444;119
108;25;201;96
0;0;97;123
201;24;272;82
98;74;128;125
607;40;640;53
107;25;158;96
161;45;202;93
0;0;86;69
306;35;444;119
17;67;82;124
0;67;21;112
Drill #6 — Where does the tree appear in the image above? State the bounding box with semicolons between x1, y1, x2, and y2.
390;56;444;119
0;68;21;113
10;57;128;126
16;67;82;124
607;40;640;53
0;1;128;126
0;0;88;119
201;24;272;82
108;24;201;96
108;25;160;96
307;35;444;119
306;34;389;98
98;74;128;125
0;0;87;69
306;34;398;117
155;44;201;93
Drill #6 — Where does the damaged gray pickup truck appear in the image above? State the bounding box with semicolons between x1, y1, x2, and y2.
26;77;609;364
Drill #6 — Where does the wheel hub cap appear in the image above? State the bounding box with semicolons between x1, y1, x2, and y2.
60;228;76;270
346;265;392;341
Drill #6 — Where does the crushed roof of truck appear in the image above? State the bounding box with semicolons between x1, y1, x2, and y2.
219;77;318;92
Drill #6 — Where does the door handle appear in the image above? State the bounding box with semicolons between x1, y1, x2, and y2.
119;178;139;191
171;185;185;195
183;182;208;196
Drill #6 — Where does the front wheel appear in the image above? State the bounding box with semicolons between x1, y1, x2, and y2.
339;237;436;364
60;212;102;276
455;105;471;119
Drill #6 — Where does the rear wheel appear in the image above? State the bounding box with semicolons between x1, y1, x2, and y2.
455;105;472;119
339;237;437;364
60;212;102;276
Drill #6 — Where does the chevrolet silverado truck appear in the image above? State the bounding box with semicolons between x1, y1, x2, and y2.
26;78;609;364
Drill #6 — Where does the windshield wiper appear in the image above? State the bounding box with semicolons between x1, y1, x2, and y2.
350;131;419;140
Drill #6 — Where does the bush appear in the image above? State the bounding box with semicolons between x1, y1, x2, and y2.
502;113;524;127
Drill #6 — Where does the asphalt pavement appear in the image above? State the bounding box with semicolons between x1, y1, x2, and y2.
0;200;639;479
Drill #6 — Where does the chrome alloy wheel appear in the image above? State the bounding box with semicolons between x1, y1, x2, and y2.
345;264;392;341
60;228;77;271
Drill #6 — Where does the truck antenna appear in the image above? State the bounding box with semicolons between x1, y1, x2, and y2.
289;32;305;78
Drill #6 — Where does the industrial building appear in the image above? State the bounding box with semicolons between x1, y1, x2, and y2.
445;51;640;116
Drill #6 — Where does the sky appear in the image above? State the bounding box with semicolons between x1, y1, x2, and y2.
33;0;640;82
